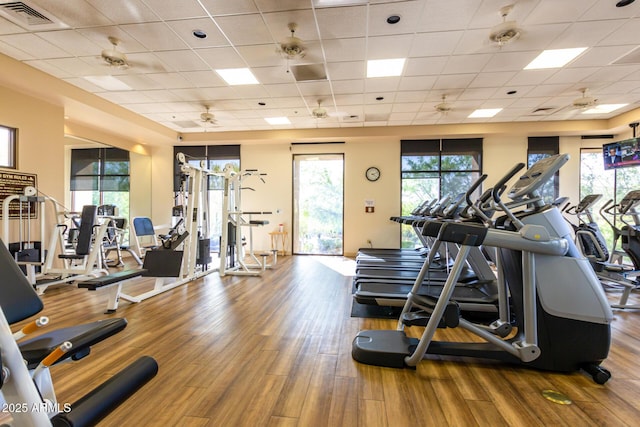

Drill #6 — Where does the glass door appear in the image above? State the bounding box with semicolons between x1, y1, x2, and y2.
293;154;344;255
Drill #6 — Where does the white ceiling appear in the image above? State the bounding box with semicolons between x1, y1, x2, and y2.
1;0;640;134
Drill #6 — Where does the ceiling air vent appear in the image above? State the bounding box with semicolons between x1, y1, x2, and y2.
0;1;66;30
172;120;200;129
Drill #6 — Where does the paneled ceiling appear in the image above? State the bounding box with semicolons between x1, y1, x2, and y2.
1;0;640;134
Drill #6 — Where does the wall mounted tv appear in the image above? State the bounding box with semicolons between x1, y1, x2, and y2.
603;137;640;170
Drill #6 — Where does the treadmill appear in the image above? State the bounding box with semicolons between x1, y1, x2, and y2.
354;176;500;312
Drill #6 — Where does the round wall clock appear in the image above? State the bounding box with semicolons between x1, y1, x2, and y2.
366;166;381;182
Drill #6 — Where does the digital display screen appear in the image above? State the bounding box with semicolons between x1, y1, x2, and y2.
603;137;640;170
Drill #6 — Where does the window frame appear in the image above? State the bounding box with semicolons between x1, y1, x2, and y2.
0;124;17;169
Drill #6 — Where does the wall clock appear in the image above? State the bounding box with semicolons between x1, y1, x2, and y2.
365;166;381;182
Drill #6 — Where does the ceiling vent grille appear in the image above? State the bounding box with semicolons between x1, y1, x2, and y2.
0;1;66;29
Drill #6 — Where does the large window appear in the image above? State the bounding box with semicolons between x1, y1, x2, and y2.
401;138;482;248
70;147;130;219
173;145;240;252
580;147;640;253
0;125;17;169
527;136;559;204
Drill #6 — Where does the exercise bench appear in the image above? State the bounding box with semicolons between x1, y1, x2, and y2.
78;269;146;313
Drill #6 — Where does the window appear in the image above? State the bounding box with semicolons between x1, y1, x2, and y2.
527;136;559;203
70;147;130;219
173;145;240;253
0;125;17;169
401;138;482;248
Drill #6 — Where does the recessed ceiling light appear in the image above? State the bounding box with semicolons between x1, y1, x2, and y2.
507;90;517;95
524;47;587;70
192;30;207;39
468;108;503;118
83;75;133;91
376;96;384;101
616;0;635;7
387;15;401;24
582;104;628;114
215;68;259;85
367;58;405;78
258;102;266;106
265;117;291;125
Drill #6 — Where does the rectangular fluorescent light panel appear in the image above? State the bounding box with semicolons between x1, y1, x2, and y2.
582;104;628;114
83;75;133;91
524;47;587;70
215;68;259;85
265;117;291;125
367;58;406;78
468;108;502;118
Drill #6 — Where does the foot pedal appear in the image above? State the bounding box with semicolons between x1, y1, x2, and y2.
401;304;460;328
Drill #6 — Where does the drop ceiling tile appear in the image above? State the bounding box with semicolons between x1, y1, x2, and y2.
394;91;428;103
264;83;302;97
364;77;401;93
200;0;259;15
315;5;368;39
523;0;599;25
86;0;158;24
416;0;478;32
322;38;366;62
367;34;414;59
326;61;365;80
231;85;271;99
391;102;421;113
250;66;292;84
214;14;273;46
368;2;424;36
165;19;230;48
404;56;448;76
468;71;516;88
483;51;537;73
432;73;476;90
47;57;108;77
34;30;102;56
98;90;154;104
0;41;34;60
181;70;226;87
236;44;286;68
121;22;189;51
76;27;147;53
544;67;599;85
601;19;640;46
409;31;464;57
398;75;436;91
146;72;193;89
197;46;246;69
62;76;104;92
296;80;333;96
154;50;209;72
262;9;319;41
331;79;365;94
115;75;164;91
333;94;364;105
254;0;312;13
0;15;27;35
31;0;113;27
138;0;208;20
442;54;492;74
0;33;71;58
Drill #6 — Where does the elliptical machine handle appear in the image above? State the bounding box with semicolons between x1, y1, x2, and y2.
492;163;526;203
465;174;487;207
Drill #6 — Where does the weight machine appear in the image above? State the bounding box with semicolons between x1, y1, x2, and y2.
219;164;276;276
2;187;109;293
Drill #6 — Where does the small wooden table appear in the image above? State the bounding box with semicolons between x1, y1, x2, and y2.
269;231;288;256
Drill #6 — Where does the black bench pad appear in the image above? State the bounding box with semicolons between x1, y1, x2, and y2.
78;269;146;290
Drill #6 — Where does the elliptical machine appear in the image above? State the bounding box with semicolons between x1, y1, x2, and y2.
352;154;612;384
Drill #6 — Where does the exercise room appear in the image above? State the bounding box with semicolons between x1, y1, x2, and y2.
1;0;640;425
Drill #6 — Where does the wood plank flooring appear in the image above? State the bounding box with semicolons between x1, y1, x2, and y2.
11;255;640;426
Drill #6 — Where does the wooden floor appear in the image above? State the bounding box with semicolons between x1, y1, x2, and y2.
13;255;640;426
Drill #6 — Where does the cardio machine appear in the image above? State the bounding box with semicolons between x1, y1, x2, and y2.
570;191;640;309
353;154;613;384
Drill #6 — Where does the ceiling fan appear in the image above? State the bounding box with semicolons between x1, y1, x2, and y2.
101;36;130;68
312;100;328;119
278;23;306;59
571;88;598;110
488;4;522;47
200;106;218;130
434;95;453;115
